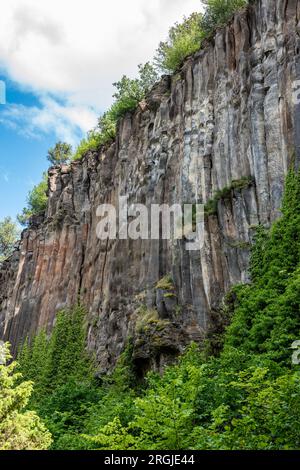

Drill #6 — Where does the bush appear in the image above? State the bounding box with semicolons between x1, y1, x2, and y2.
47;142;72;166
17;172;48;225
0;217;19;262
72;63;158;161
0;343;52;450
110;63;159;119
73;130;105;162
155;13;204;73
18;305;99;449
201;0;248;34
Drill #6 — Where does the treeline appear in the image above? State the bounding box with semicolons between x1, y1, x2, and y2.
16;0;249;225
1;169;299;450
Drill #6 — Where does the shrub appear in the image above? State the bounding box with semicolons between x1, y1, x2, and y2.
0;217;19;262
17;172;48;225
205;176;254;215
72;63;158;161
109;62;159;120
0;343;52;450
73;130;105;161
47;141;72;166
201;0;248;34
154;13;204;73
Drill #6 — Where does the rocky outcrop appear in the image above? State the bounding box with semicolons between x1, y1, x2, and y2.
0;0;300;373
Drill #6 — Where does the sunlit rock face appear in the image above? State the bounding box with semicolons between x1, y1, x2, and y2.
0;0;299;373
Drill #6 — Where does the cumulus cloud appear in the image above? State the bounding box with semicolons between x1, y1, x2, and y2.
0;97;98;145
0;0;202;143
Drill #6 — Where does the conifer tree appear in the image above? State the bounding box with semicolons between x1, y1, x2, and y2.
0;342;52;450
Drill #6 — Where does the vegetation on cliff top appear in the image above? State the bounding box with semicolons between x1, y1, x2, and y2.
17;172;48;226
0;217;19;262
12;169;300;450
72;0;249;161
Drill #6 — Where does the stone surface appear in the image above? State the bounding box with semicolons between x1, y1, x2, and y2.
0;0;300;372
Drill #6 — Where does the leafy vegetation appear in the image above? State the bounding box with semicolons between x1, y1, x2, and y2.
47;142;72;166
72;63;158;161
155;274;174;291
0;217;19;262
205;176;254;215
201;0;248;34
0;342;52;450
154;13;204;73
17;305;100;449
14;170;300;450
17;172;48;225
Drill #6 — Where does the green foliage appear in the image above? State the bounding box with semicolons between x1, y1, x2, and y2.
155;13;204;73
201;0;248;34
205;176;254;215
18;305;98;448
47;141;72;166
72;63;158;161
17;172;48;225
190;366;300;450
0;342;52;450
111;63;158;119
155;274;174;291
44;305;93;388
225;171;300;364
0;217;19;262
72;125;115;161
155;1;250;73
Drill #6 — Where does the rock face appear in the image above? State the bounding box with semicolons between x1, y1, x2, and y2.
0;0;300;372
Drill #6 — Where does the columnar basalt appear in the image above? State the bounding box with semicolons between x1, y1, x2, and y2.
0;0;299;372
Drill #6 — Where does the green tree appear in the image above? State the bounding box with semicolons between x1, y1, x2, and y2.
201;0;248;34
154;13;204;73
73;124;116;162
72;63;158;161
47;141;72;166
0;217;19;262
18;305;99;449
0;342;52;450
17;172;48;225
110;62;159;120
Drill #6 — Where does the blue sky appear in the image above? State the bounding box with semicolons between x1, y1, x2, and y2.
0;79;70;220
0;0;201;221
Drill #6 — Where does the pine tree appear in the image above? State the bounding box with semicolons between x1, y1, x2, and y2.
0;342;52;450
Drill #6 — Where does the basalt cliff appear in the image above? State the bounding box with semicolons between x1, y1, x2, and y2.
1;0;299;373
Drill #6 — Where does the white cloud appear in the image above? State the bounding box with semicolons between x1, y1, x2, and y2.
0;96;98;145
0;0;202;143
